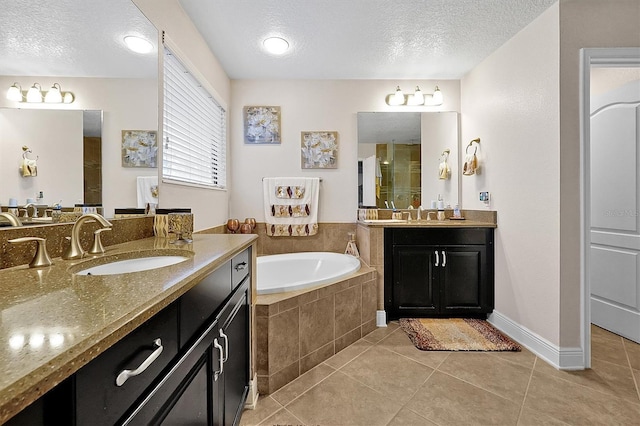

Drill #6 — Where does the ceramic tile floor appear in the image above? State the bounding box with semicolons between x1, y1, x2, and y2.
240;323;640;426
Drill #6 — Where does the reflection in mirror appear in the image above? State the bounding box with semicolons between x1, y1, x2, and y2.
357;111;459;209
0;0;158;222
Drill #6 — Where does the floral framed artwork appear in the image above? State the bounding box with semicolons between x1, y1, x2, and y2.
243;106;281;144
301;131;338;169
122;130;158;167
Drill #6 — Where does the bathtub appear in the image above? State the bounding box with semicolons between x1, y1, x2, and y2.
257;252;361;295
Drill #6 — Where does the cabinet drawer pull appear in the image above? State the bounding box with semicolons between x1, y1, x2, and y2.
214;338;224;381
116;338;163;387
219;329;229;362
234;262;248;271
434;251;439;267
442;251;447;267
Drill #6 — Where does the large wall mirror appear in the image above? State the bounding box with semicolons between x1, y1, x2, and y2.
357;111;460;209
0;0;158;226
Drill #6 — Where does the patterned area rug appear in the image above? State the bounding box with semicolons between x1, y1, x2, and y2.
399;318;521;351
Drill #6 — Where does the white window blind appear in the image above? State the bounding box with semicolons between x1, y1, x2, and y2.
163;47;226;189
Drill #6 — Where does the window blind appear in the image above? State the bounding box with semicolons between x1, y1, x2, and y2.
163;47;226;189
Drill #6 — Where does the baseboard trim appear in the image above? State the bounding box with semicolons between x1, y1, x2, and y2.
376;310;387;327
244;373;259;410
488;311;585;370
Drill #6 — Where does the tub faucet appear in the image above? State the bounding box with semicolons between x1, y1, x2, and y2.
0;212;23;227
62;213;113;260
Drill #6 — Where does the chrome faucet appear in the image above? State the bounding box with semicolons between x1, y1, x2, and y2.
417;206;424;221
62;213;113;260
0;212;23;226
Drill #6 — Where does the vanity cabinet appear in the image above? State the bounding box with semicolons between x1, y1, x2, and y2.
7;247;251;426
384;228;494;319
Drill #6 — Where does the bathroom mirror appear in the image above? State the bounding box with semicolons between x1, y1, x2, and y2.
357;111;460;209
0;0;158;222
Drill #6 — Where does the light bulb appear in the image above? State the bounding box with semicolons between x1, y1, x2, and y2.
413;86;424;105
432;86;443;105
26;83;42;103
393;86;405;105
44;83;63;103
6;83;22;102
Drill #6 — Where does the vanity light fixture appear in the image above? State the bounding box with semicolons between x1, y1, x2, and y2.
6;83;23;101
6;82;75;104
123;35;154;54
263;36;289;55
26;83;43;103
385;85;444;106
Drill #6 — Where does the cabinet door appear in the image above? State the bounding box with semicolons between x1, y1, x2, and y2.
440;246;488;313
391;245;439;318
215;277;250;426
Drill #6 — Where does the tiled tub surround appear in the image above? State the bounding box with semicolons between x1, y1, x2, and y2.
0;233;257;423
256;265;377;394
253;222;357;256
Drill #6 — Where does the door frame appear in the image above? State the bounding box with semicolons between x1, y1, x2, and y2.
580;47;640;369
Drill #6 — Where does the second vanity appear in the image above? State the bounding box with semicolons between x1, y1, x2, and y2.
0;233;256;425
356;210;497;322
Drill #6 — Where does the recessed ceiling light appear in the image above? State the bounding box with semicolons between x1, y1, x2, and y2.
123;35;153;54
263;37;289;55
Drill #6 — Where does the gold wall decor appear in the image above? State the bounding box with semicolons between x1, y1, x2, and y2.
121;130;158;168
301;131;338;169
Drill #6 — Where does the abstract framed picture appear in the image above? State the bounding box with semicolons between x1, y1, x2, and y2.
301;131;338;169
122;130;158;167
243;106;281;144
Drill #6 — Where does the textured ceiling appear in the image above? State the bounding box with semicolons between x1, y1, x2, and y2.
179;0;557;79
0;0;157;78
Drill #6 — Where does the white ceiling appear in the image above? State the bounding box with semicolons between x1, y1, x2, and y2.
0;0;157;78
179;0;557;80
0;0;556;81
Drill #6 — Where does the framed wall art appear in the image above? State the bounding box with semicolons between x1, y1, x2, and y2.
301;131;338;169
243;106;281;144
122;130;158;167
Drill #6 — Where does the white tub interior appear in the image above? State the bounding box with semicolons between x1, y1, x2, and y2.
257;252;361;295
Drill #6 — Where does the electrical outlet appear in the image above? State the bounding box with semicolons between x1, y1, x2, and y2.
479;192;490;202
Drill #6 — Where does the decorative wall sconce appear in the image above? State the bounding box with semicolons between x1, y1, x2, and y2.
6;82;75;104
385;85;443;106
463;138;480;176
439;148;451;180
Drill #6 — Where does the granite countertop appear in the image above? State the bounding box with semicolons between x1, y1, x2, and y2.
357;219;497;228
0;233;257;423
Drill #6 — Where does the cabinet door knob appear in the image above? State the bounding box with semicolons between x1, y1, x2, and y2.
213;338;224;381
115;338;163;387
442;251;447;268
219;329;229;362
434;250;439;267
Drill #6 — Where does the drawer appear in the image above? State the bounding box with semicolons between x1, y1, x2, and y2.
387;227;492;246
231;248;250;289
179;261;231;348
75;302;179;426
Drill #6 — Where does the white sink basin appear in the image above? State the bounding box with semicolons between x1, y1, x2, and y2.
75;255;190;276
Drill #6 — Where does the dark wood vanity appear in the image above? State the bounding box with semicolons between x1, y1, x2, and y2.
384;227;494;319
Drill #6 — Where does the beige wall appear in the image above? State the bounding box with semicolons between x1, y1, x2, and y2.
0;75;158;218
134;0;232;231
228;80;461;222
558;0;640;348
461;4;561;344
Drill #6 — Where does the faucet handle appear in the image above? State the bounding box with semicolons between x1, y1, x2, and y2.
89;228;111;255
8;237;53;268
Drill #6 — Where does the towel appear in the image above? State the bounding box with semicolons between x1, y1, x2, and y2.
137;176;159;208
263;177;320;236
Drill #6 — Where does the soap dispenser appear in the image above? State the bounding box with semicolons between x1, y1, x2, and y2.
437;195;445;221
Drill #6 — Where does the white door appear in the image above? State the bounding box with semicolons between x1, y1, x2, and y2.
590;79;640;343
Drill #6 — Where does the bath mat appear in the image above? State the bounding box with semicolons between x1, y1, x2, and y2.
399;318;521;351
